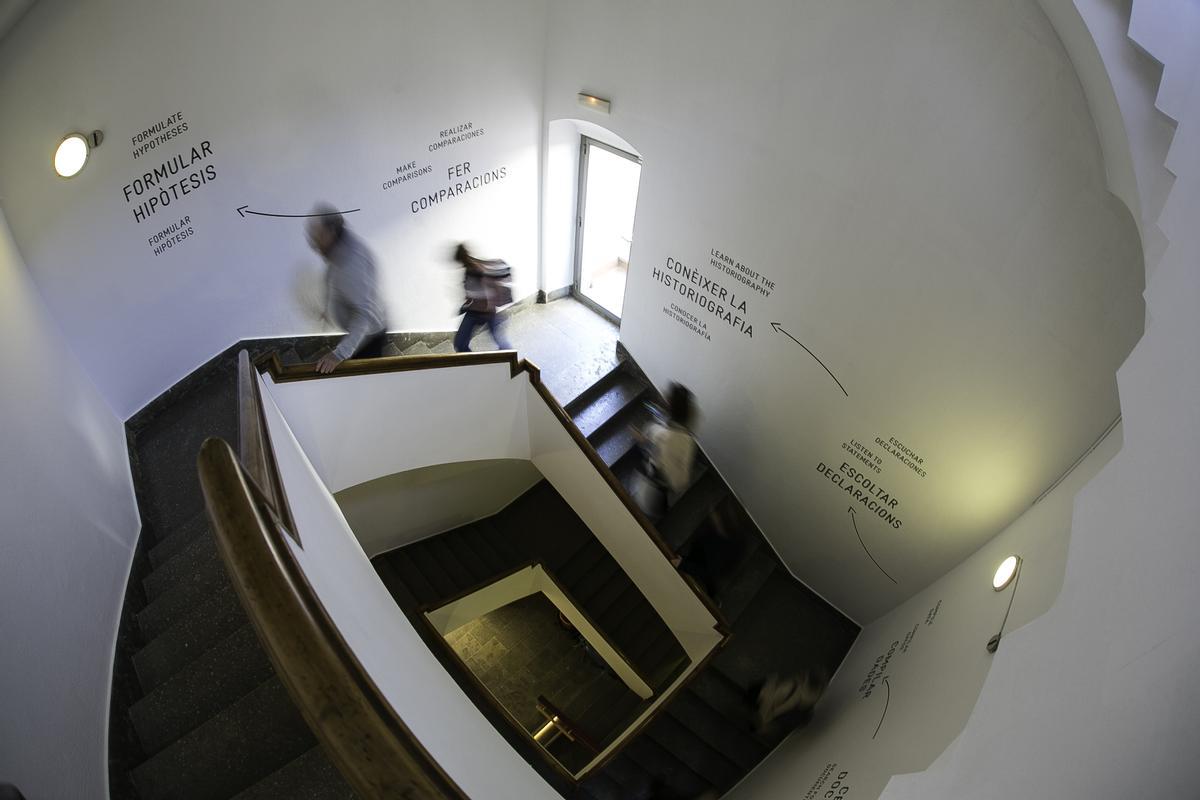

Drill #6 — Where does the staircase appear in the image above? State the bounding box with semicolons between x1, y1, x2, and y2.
110;324;857;800
372;479;691;775
110;333;451;800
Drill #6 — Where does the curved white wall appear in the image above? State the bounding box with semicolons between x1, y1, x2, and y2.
0;208;139;799
0;0;548;418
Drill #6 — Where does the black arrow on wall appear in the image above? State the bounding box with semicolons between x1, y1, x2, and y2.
236;205;361;219
872;677;891;739
849;507;898;584
770;322;848;396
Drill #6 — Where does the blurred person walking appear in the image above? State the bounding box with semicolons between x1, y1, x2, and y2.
452;243;513;352
305;205;387;373
632;383;697;520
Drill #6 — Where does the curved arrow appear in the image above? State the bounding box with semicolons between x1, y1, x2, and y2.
872;677;891;739
849;507;897;584
769;322;848;396
236;205;361;219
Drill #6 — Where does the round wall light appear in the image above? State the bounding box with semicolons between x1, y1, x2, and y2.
54;133;90;177
992;555;1020;591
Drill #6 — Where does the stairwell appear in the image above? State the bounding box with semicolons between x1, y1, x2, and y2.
109;317;857;799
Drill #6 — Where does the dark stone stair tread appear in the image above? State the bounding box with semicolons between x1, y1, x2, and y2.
275;346;305;366
558;539;611;592
563;361;632;417
637;636;688;690
130;624;273;756
643;712;743;791
374;552;438;609
422;535;478;592
129;370;239;536
594;752;655;798
471;517;525;568
621;734;711;799
592;422;640;469
596;583;649;637
441;527;493;586
713;572;859;694
571;372;648;439
572;556;622;608
136;559;232;640
142;527;218;602
659;471;729;553
684;672;767;749
665;690;767;772
131;677;316;800
579;770;626;800
717;545;778;626
587;571;634;621
147;512;211;569
231;745;358;800
457;523;507;576
133;582;248;692
403;541;459;602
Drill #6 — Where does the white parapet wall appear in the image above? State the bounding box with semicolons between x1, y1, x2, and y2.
260;361;725;791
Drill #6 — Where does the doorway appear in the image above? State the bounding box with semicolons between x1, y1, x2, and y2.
573;137;642;320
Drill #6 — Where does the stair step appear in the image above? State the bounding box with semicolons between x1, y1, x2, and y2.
443;527;494;586
719;545;778;626
571;371;649;439
381;341;402;357
143;528;218;602
294;337;334;360
684;672;768;749
130;677;315;800
595;752;655;798
591;421;640;469
133;588;247;692
147;512;211;569
622;733;711;799
136;556;232;640
276;346;304;366
231;745;358;800
659;471;728;553
400;341;432;356
458;522;508;576
422;535;479;595
375;552;439;609
403;540;459;602
644;711;743;791
130;624;272;755
564;360;631;417
665;689;767;773
430;339;455;354
558;539;610;592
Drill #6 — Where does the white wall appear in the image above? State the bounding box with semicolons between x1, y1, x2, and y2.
542;0;1145;623
257;375;558;800
0;0;547;419
728;424;1123;799
0;207;139;798
336;458;543;558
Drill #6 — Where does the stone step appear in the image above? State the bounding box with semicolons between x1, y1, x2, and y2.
132;587;247;692
231;745;358;800
570;370;650;439
130;677;315;800
130;624;272;756
147;512;211;569
142;527;218;602
136;551;231;640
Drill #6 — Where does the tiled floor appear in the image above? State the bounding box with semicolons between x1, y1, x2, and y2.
444;593;608;734
471;297;621;406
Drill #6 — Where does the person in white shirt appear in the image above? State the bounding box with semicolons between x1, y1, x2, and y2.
633;383;697;518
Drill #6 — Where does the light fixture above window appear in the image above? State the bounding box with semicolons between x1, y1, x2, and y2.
54;130;103;178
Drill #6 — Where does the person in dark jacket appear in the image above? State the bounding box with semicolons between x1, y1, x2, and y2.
452;243;512;352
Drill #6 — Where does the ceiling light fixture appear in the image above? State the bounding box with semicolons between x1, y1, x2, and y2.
987;554;1022;653
54;130;103;178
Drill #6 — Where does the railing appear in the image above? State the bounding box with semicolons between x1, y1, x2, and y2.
198;346;732;795
198;351;467;799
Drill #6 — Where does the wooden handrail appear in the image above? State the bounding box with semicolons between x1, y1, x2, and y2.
197;439;467;800
535;695;601;754
237;350;296;539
